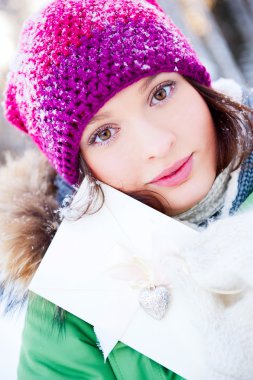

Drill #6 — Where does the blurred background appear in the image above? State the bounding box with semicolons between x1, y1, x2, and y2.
0;0;253;159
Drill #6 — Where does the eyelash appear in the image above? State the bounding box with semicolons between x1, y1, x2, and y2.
150;80;176;106
88;80;176;146
88;125;119;146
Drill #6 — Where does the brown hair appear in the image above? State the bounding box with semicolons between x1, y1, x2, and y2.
186;78;253;173
67;78;253;219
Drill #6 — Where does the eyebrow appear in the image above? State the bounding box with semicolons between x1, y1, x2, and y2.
89;74;160;125
89;111;112;125
138;73;160;94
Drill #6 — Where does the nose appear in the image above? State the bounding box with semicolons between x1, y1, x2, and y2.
134;117;176;160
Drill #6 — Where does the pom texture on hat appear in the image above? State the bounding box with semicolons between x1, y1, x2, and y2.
4;0;211;185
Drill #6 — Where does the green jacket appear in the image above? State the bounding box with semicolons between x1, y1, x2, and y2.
18;295;185;380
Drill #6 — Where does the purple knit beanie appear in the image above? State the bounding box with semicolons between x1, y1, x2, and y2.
4;0;211;185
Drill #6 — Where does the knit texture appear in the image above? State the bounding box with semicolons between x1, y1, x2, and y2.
175;160;234;225
230;151;253;214
230;88;253;214
4;0;211;185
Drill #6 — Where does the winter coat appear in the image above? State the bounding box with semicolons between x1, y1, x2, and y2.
14;148;253;380
0;80;253;380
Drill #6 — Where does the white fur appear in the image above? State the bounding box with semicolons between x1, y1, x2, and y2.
178;206;253;379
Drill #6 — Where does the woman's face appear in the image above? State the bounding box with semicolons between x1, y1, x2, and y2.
80;73;217;215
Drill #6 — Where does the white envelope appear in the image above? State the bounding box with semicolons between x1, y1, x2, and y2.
29;180;206;380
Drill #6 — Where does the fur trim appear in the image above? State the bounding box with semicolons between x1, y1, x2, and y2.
181;206;253;379
0;149;59;311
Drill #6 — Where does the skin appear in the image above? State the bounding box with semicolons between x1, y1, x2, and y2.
80;72;217;216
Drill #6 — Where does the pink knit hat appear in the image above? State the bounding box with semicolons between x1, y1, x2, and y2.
4;0;211;185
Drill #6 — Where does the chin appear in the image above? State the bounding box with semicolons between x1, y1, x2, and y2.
165;178;215;216
168;203;193;216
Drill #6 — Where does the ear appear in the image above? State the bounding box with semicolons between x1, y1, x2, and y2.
145;0;165;13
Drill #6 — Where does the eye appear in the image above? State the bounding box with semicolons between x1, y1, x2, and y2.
97;128;111;141
150;81;176;106
88;126;119;146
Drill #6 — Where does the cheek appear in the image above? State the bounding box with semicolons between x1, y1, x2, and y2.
182;98;216;148
188;104;217;175
198;109;216;151
83;149;137;189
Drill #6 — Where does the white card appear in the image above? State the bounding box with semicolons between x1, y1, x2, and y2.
29;180;207;379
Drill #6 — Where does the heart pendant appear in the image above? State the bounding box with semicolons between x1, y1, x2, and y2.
139;285;170;320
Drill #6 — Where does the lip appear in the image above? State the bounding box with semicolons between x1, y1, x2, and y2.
150;154;193;187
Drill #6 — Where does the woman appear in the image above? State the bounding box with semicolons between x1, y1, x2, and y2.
1;0;253;379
